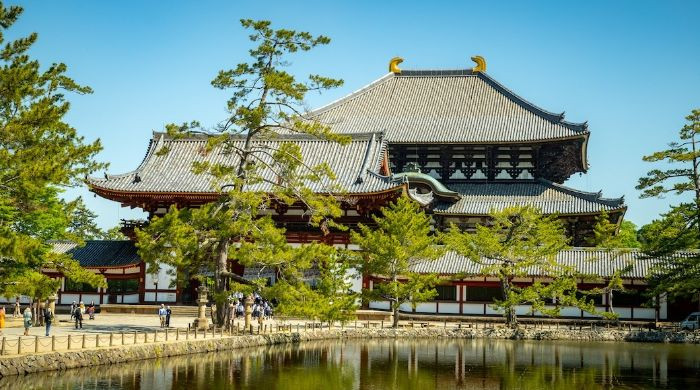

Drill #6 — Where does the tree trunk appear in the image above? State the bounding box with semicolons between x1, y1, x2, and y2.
214;240;230;327
392;300;400;328
392;273;399;328
500;276;517;328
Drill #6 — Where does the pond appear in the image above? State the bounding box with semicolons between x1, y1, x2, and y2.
3;339;700;389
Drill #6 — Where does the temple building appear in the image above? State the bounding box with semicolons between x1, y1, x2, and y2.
27;56;690;320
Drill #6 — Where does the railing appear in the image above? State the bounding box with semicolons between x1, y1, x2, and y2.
0;323;296;356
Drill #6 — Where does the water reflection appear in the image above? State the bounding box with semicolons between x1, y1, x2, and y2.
3;339;700;389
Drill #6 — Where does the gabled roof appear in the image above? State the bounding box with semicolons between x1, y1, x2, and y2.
410;249;696;279
51;240;140;268
309;69;589;144
433;179;625;215
87;132;402;197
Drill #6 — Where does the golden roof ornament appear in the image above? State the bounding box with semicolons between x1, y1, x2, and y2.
389;57;403;74
471;55;486;72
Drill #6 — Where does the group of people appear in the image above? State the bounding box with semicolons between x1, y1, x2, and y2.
222;292;273;326
2;302;56;337
158;304;172;328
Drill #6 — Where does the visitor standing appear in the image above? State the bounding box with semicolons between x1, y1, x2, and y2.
23;306;32;335
158;304;167;328
44;307;54;336
87;301;95;320
13;298;20;318
211;303;217;324
165;305;172;327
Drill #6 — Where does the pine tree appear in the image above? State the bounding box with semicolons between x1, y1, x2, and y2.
136;20;348;326
446;206;606;327
636;109;700;303
350;197;443;328
0;2;105;300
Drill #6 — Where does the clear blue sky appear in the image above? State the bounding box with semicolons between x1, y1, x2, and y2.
11;0;700;229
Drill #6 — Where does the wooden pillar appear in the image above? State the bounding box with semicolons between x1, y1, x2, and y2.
458;283;463;315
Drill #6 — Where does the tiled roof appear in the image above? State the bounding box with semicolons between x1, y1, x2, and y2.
87;132;400;195
51;240;141;268
410;249;695;279
433;179;625;215
308;70;589;144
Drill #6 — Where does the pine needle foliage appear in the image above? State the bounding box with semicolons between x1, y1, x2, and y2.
136;20;352;326
350;197;443;328
0;2;105;300
446;206;611;327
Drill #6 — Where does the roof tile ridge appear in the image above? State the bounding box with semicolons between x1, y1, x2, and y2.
536;178;625;207
395;69;477;77
477;72;589;132
307;72;395;117
355;133;376;184
87;134;161;183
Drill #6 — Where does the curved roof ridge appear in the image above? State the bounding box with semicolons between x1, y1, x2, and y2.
87;134;161;183
307;72;395;117
152;131;385;142
538;178;625;207
477;72;589;132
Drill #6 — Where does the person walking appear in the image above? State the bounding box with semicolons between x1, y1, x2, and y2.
158;304;167;328
73;303;83;329
70;301;77;321
211;303;217;324
165;305;172;327
44;307;54;336
13;298;20;318
23;306;32;336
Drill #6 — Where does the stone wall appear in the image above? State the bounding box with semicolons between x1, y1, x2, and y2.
1;327;699;378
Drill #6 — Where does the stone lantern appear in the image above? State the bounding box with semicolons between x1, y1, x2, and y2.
193;286;209;330
244;294;254;330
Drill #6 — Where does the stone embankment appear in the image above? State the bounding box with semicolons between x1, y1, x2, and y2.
1;327;699;377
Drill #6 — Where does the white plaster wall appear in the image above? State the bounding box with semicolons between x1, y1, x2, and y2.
80;294;100;304
516;305;539;316
485;306;505;315
633;308;656;319
582;307;605;318
415;302;437;313
437;302;460;314
145;263;176;290
0;296;32;304
399;303;413;312
144;292;176;302
123;294;140;304
60;294;80;305
559;307;582;317
614;308;632;319
462;303;484;315
369;301;390;310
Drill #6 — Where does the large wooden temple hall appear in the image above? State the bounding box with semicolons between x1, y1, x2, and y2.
30;57;691;321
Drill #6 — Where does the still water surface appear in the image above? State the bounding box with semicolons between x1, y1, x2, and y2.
3;339;700;389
